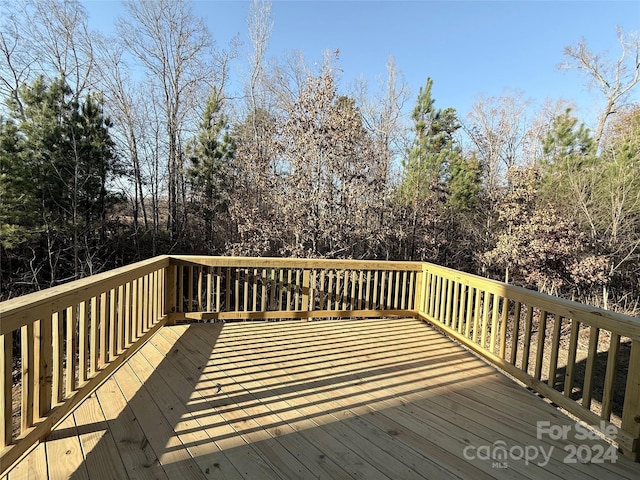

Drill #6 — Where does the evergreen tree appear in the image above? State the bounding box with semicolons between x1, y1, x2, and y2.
0;76;118;292
185;88;235;252
543;108;594;163
0;117;35;249
397;78;481;261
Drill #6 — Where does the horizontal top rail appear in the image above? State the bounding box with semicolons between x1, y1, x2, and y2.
0;256;170;335
422;262;640;340
170;255;424;272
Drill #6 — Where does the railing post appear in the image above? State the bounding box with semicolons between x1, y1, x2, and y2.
621;339;640;461
166;264;177;325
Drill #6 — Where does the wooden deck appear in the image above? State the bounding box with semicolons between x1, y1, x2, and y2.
4;318;640;480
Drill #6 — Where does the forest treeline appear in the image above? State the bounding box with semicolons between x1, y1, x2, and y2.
1;0;639;314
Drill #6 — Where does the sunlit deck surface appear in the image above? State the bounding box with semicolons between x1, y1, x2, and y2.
6;318;640;480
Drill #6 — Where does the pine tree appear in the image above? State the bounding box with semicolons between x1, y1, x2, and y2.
397;78;481;261
0;76;118;291
0;117;35;249
186;88;235;252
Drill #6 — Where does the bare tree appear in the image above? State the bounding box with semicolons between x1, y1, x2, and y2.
560;27;640;150
0;21;31;118
464;93;530;191
246;0;274;117
358;56;411;184
117;0;223;243
0;0;95;115
94;37;149;246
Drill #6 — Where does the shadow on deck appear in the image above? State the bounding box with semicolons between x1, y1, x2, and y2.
6;318;640;480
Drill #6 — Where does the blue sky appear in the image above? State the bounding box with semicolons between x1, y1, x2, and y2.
83;0;640;129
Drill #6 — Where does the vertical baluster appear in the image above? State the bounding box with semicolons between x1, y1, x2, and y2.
34;319;45;419
224;267;233;312
379;271;386;309
117;285;125;354
464;286;474;338
309;270;316;311
295;270;301;310
178;266;184;313
534;311;548;380
372;271;379;309
216;267;222;312
78;301;88;384
269;268;276;311
21;323;34;432
1;332;11;447
472;288;481;343
498;297;509;358
489;294;500;353
109;289;117;361
480;292;490;348
400;271;408;311
278;269;285;311
433;276;442;321
144;275;151;332
132;279;140;343
509;301;522;365
152;271;158;325
198;267;204;312
99;292;107;368
124;283;131;348
166;264;177;318
520;305;534;373
243;268;249;312
601;333;620;420
457;285;466;334
428;273;436;317
206;267;213;312
238;268;249;312
235;268;240;312
188;266;193;313
90;297;98;376
66;305;77;396
581;325;600;408
52;311;63;405
620;340;640;461
407;272;415;311
547;315;563;388
254;269;259;311
301;270;310;312
444;278;453;327
315;270;322;310
350;271;357;310
563;318;580;398
286;270;293;311
365;271;371;310
261;269;267;311
343;270;350;310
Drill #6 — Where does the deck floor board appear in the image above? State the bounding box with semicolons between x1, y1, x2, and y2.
7;318;640;480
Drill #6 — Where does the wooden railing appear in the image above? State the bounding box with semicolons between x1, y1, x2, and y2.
418;262;640;462
0;256;170;472
167;256;423;322
1;255;639;475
